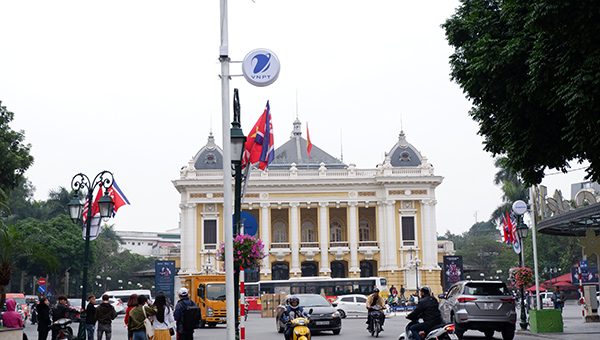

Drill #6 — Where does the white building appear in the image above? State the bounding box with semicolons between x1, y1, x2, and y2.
173;120;444;294
116;230;181;260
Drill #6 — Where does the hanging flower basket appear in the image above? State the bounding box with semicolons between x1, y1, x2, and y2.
509;267;534;289
216;234;267;271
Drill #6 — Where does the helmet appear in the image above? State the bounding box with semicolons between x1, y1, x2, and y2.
420;286;431;295
372;288;380;293
288;296;300;310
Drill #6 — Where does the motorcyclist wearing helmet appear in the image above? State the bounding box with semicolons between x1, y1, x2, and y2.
365;288;386;332
282;296;308;340
406;286;442;340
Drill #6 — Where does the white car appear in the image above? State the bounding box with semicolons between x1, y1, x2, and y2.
331;294;368;318
95;297;125;315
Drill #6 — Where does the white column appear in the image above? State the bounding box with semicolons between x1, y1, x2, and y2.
260;203;271;274
420;199;439;269
386;200;398;270
377;201;387;271
290;202;301;275
348;201;360;274
179;203;197;274
319;202;331;274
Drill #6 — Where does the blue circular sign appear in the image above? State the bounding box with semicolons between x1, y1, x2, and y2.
232;211;258;236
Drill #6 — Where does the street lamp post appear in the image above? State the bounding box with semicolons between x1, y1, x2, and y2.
68;171;115;340
231;88;246;339
515;214;530;331
480;273;485;281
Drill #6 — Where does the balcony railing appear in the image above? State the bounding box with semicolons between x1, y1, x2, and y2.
300;242;319;248
359;241;378;247
330;241;349;248
271;242;290;249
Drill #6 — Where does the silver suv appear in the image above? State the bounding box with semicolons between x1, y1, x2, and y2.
439;281;516;340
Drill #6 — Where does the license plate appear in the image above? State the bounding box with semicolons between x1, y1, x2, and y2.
484;303;494;310
220;317;227;321
449;334;458;340
315;321;329;325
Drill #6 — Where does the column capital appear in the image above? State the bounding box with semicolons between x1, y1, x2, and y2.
421;199;437;206
348;201;358;207
180;203;196;210
290;202;300;208
260;202;271;208
318;202;329;208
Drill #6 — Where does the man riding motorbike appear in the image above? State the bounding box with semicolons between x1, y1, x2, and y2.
282;296;308;340
406;286;442;340
365;288;386;332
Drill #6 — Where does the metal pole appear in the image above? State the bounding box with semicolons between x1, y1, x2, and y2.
219;1;235;340
530;186;541;311
234;161;242;339
77;189;93;340
518;214;528;330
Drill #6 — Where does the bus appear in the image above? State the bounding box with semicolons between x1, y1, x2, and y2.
244;276;388;310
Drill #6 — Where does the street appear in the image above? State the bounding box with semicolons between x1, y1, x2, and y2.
22;310;550;340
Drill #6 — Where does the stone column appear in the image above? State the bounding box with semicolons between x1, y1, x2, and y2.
319;202;331;274
290;202;301;275
348;201;360;274
386;200;398;271
179;203;197;274
377;201;387;271
420;199;439;269
260;202;271;274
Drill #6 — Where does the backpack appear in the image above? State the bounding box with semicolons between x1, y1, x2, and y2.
179;300;200;332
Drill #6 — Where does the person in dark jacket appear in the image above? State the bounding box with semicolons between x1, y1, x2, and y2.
406;286;442;340
37;298;52;340
95;294;116;340
52;295;80;340
173;288;196;340
281;296;309;340
85;295;97;340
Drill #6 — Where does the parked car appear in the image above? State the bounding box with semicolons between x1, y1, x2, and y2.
527;292;555;310
94;297;125;315
439;280;516;340
331;294;368;318
275;294;342;334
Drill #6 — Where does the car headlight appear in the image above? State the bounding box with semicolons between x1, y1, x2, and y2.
207;307;214;317
332;311;340;318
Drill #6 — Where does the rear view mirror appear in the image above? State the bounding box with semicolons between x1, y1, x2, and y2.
331;303;338;307
308;308;313;315
438;294;446;299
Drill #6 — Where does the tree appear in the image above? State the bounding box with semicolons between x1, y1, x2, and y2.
489;157;529;224
0;221;58;310
0;101;34;204
443;1;600;185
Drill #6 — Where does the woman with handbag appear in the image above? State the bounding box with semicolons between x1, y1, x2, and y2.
127;295;157;340
149;292;175;339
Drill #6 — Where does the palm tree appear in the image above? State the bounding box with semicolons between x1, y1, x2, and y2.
0;221;58;310
490;157;529;224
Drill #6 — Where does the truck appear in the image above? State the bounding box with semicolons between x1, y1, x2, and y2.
178;274;229;328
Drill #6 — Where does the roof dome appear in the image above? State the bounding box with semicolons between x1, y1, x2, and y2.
386;131;424;167
192;132;224;170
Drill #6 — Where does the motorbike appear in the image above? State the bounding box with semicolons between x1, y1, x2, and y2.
30;304;38;325
368;305;385;337
285;308;313;340
398;320;457;340
52;318;74;340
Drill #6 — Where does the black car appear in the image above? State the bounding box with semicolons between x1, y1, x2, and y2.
275;294;342;335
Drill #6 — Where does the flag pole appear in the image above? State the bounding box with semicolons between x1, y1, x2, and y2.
530;186;541;310
219;1;235;340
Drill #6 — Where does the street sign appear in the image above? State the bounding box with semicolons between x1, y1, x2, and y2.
47;291;53;297
242;48;281;87
512;200;527;215
38;278;46;285
580;260;588;268
38;285;46;294
47;286;53;292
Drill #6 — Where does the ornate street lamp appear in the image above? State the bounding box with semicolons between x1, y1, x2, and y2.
513;200;529;331
69;171;115;340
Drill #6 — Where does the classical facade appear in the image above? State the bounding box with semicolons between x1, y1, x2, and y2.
173;119;444;294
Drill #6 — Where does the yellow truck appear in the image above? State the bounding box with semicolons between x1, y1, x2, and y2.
178;274;228;328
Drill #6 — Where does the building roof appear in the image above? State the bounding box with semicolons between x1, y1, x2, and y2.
386;131;424;167
192;132;224;170
537;202;600;236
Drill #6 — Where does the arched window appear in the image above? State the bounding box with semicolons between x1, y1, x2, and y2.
359;221;370;241
273;221;288;243
301;262;318;277
301;221;316;243
360;261;373;277
331;261;347;278
272;262;289;280
330;221;343;242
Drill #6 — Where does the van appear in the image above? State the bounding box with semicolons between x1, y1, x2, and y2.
102;289;153;305
5;293;27;320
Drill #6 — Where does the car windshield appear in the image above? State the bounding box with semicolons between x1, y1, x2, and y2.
298;295;330;307
70;300;82;307
15;298;26;305
464;283;509;296
206;284;227;301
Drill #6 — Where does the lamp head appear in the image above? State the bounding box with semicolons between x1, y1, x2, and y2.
68;193;83;222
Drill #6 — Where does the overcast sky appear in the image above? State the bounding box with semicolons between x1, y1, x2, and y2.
1;1;590;236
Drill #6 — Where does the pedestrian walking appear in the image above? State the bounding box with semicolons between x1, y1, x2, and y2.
95;294;116;340
124;294;139;340
400;285;406;299
554;286;566;311
36;298;51;340
127;295;157;340
149;292;175;340
174;288;198;340
85;295;97;340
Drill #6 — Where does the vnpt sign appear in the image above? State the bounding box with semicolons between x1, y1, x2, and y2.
242;48;281;87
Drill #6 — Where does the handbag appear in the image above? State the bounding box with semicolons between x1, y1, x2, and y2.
169;327;175;336
142;306;154;339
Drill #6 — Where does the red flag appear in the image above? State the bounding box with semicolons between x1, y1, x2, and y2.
306;123;312;158
107;180;130;216
502;213;511;244
242;107;267;167
82;190;101;224
258;102;274;170
242;101;274;170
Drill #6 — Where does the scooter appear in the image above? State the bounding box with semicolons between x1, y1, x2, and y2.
30;304;38;325
52;318;74;340
368;305;385;337
285;308;313;340
398;320;457;340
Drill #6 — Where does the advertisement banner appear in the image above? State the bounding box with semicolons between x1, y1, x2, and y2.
443;255;463;292
571;266;599;284
156;261;176;303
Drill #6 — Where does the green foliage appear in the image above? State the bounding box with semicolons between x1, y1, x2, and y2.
443;1;600;185
0;101;34;205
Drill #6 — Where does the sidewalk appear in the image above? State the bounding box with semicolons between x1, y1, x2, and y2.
518;301;600;339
